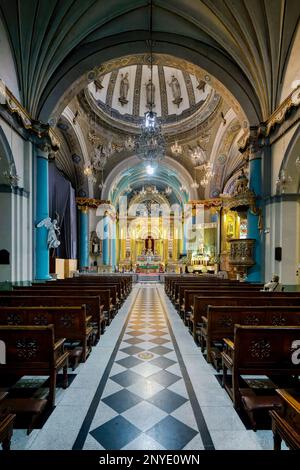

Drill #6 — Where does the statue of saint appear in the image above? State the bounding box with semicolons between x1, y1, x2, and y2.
168;75;182;107
146;79;155;109
119;72;129;105
36;217;61;249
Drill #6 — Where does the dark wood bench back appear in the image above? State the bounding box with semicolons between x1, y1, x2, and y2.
0;295;103;339
234;325;300;373
0;306;87;343
0;325;56;368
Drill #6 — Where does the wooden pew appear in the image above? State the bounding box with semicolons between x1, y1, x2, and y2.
221;325;300;422
12;287;113;324
173;280;260;309
270;388;300;450
0;294;105;340
42;280;124;308
190;295;300;341
0;325;69;408
0;306;92;364
201;305;300;367
181;285;263;321
0;392;15;450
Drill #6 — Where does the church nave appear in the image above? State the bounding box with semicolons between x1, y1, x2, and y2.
8;284;270;451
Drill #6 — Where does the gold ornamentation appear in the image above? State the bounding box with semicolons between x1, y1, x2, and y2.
0;81;60;151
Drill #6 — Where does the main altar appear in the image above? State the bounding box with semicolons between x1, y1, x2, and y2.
136;253;162;273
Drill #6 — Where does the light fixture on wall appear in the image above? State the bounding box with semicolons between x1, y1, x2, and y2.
295;156;300;169
171;140;182;156
276;169;292;193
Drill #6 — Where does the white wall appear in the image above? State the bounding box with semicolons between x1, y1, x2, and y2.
0;119;33;282
0;16;20;101
264;198;300;285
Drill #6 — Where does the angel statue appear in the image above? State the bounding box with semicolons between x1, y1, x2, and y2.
36;217;61;249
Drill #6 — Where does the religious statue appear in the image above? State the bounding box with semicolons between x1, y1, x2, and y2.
146;78;155;109
196;79;206;92
168;75;182;107
119;72;129;106
90;231;101;255
36;217;61;249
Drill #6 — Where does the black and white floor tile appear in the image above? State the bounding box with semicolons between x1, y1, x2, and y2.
8;283;278;450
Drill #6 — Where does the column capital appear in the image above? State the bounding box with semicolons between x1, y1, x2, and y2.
76;197;110;210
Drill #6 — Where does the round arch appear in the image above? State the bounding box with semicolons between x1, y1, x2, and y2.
101;155;199;202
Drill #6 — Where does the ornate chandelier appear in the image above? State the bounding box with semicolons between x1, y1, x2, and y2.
171;140;182;156
136;0;166;168
199;162;214;187
136;111;166;165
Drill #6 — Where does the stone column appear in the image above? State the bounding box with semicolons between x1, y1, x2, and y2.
35;144;51;280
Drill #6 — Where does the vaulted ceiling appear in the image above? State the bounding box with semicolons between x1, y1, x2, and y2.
1;0;299;124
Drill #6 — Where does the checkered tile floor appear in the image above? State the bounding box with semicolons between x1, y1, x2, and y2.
86;286;202;450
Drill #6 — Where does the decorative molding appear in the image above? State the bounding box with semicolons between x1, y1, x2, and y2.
76;197;111;209
0;81;60;151
0;184;30;198
264;193;300;205
239;85;300;151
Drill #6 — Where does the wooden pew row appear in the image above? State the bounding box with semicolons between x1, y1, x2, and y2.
13;286;114;322
181;286;264;320
0;325;69;410
221;325;300;429
200;305;300;368
0;306;92;364
164;274;234;295
44;279;126;306
172;280;262;308
165;276;246;299
0;295;105;342
69;275;132;297
190;295;300;341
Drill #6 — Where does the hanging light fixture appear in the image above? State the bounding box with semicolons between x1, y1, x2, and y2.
136;0;166;167
124;135;135;151
171;140;182;156
165;186;172;195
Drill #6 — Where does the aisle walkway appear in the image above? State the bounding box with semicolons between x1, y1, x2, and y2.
10;284;269;450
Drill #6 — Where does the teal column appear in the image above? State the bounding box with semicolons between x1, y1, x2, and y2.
35;148;50;280
111;221;116;270
79;207;89;269
103;214;110;265
247;149;262;282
